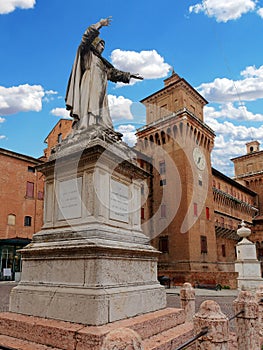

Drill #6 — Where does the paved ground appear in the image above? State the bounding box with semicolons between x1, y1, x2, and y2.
0;283;239;323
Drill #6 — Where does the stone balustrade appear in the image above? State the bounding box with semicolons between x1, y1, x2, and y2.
180;283;263;350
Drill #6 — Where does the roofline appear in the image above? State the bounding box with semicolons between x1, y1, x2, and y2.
212;167;257;196
231;149;263;161
0;147;44;164
140;76;208;105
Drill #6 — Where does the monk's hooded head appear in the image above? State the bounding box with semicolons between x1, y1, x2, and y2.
92;37;105;54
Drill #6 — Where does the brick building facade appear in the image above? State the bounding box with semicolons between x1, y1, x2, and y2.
10;72;263;287
0;148;44;281
136;72;262;287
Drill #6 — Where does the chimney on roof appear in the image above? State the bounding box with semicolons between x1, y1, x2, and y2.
246;140;260;154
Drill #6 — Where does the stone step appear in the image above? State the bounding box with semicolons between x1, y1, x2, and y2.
0;308;187;350
0;308;186;350
143;322;195;350
0;334;61;350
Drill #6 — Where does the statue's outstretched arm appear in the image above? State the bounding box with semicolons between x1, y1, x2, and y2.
86;16;112;32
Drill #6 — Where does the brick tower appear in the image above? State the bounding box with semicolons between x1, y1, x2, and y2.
136;71;218;284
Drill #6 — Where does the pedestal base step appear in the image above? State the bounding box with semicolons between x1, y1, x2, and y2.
143;322;194;350
0;308;189;350
0;334;61;350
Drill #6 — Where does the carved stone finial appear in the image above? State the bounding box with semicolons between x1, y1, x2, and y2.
237;220;251;239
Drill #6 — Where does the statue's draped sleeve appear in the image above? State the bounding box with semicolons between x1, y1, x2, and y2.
108;68;130;84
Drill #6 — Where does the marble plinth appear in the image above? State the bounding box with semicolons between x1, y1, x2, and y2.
10;235;166;325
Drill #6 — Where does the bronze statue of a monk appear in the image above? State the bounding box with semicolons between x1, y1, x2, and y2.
65;17;143;131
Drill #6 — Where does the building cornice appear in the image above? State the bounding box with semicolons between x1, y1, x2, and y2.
231;150;263;162
136;108;215;137
212;167;257;195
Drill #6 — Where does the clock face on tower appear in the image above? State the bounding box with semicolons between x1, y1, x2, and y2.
193;147;206;171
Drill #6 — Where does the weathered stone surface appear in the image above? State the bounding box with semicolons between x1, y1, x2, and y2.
194;300;229;349
180;282;195;322
0;308;188;350
101;328;143;350
233;291;260;350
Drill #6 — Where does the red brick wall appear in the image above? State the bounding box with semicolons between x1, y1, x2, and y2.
158;270;238;289
44;119;72;159
0;152;44;240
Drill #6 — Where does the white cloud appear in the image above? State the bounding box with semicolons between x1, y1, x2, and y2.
108;95;133;121
257;7;263;17
50;108;72;119
189;0;256;22
0;135;6;140
0;0;35;14
43;90;58;102
205;114;263;140
115;124;137;146
204;103;263;121
0;117;5;123
205;111;263;175
110;49;171;81
197;65;263;103
0;84;44;116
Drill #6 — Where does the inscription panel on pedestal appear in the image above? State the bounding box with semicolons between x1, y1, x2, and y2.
57;177;82;220
110;179;129;223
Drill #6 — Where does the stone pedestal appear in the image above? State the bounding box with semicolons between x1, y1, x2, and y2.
9;128;166;325
235;221;263;291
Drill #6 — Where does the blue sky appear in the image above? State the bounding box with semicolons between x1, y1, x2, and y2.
1;0;263;176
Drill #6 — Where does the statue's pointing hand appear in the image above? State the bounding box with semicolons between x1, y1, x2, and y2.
99;17;112;27
131;73;144;80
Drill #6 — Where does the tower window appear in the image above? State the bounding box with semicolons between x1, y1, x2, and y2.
159;236;169;253
141;207;145;220
206;207;210;220
58;133;62;143
24;216;32;227
200;235;208;254
159;161;166;174
194;203;198;217
222;244;226;257
160;179;166;186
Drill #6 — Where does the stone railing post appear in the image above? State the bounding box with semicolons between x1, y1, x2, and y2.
193;300;229;349
233;291;260;350
180;282;195;322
